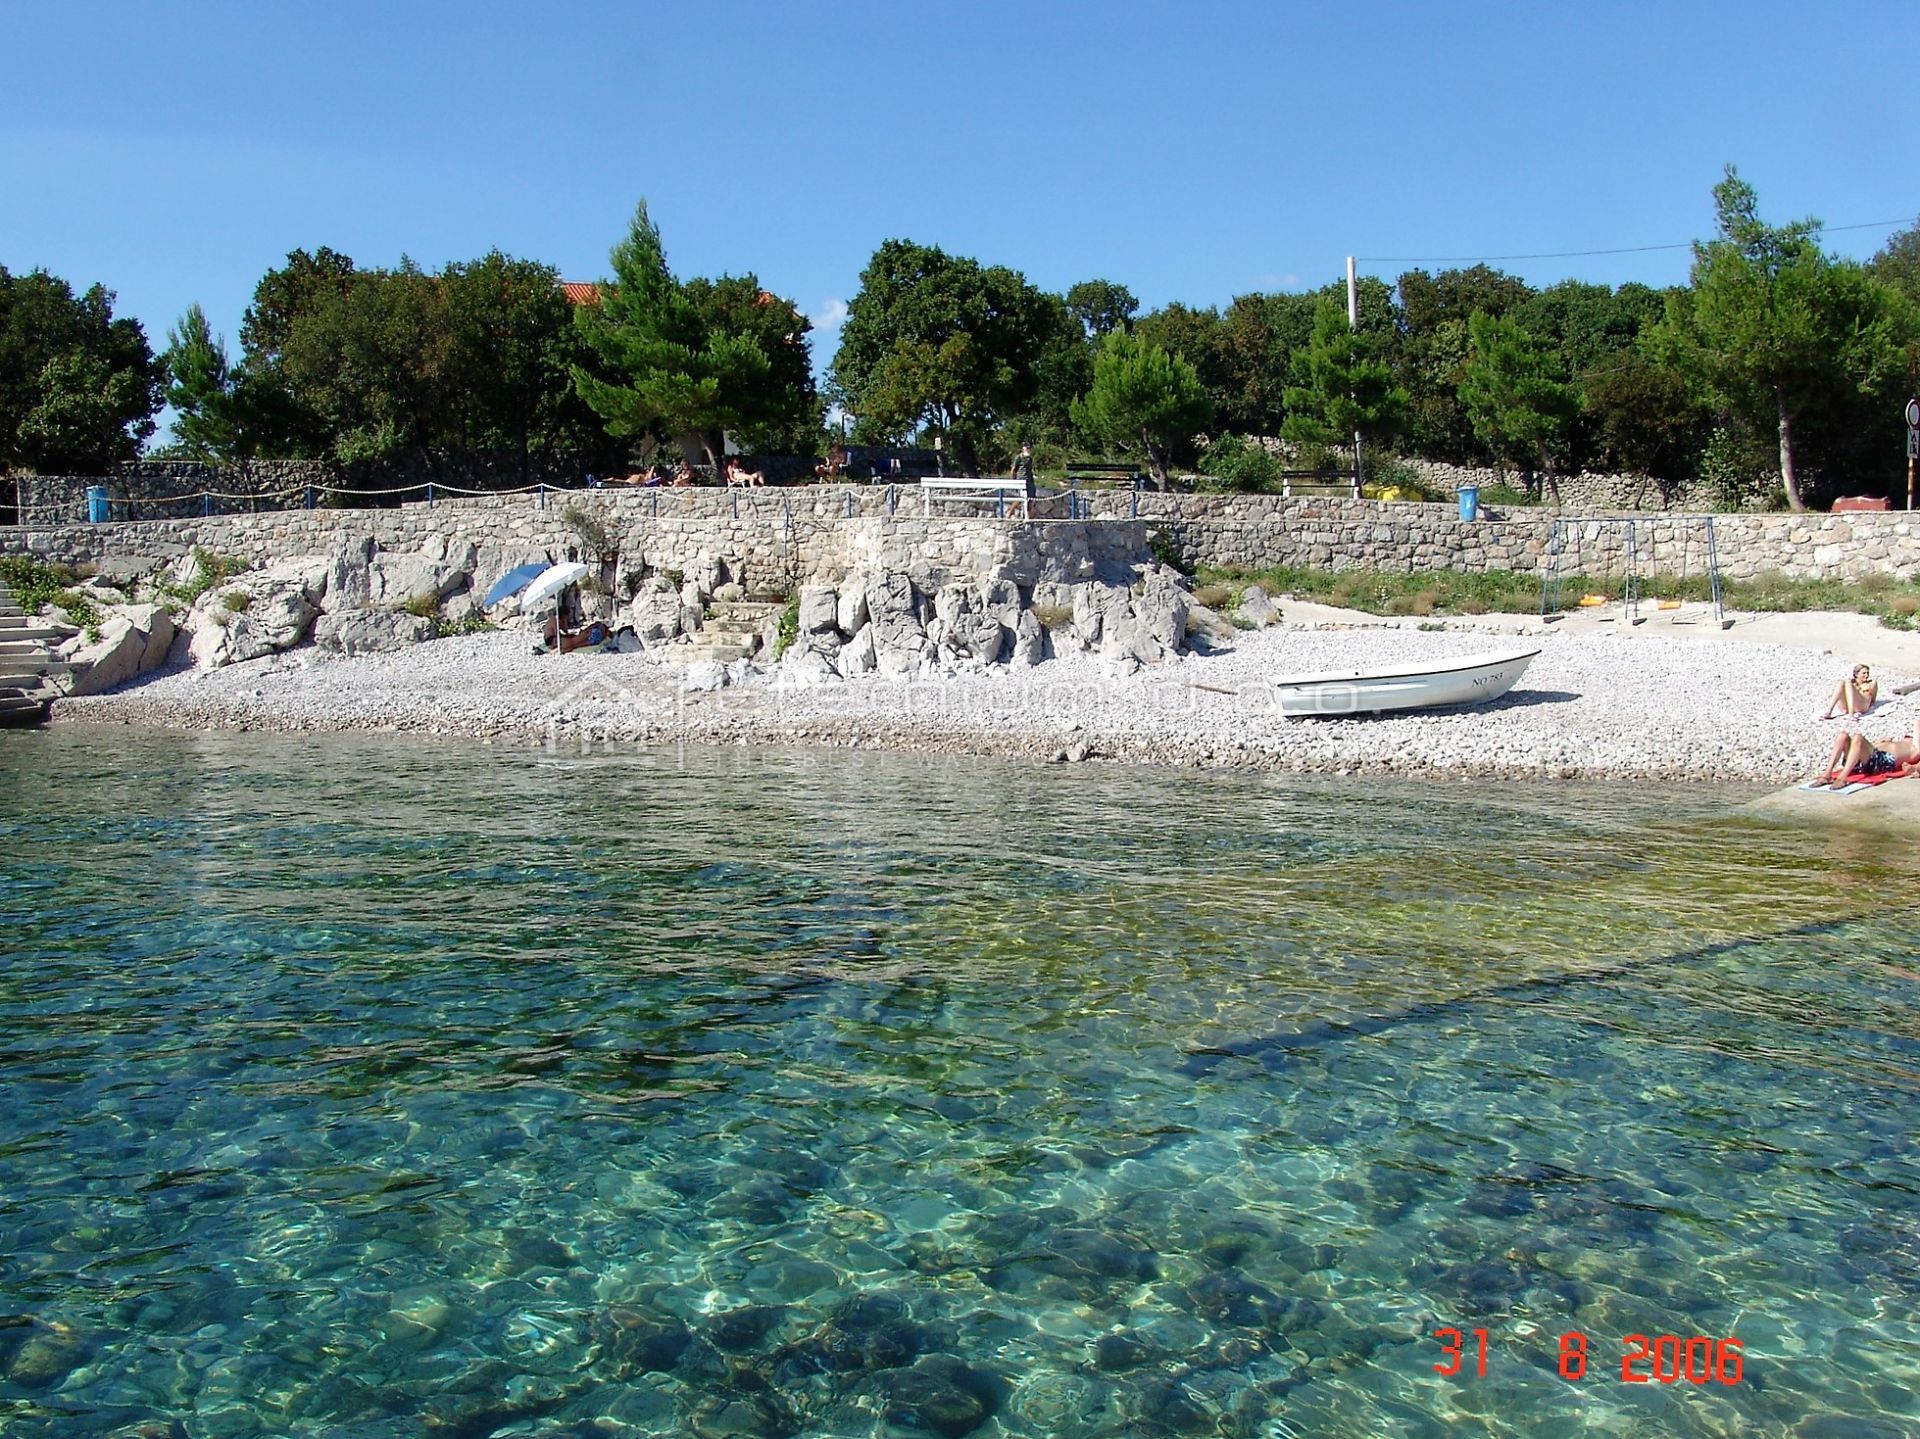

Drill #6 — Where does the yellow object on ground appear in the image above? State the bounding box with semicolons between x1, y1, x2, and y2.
1577;594;1609;607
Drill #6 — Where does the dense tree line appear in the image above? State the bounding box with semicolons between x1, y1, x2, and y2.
6;169;1917;511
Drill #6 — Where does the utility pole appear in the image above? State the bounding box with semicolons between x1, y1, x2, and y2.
1346;256;1363;496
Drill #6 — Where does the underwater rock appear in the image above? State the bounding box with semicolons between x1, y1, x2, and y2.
504;1230;575;1274
5;1317;91;1389
1179;1271;1288;1328
688;1390;800;1439
877;1353;1005;1438
707;1304;786;1352
1091;1331;1156;1371
596;1308;693;1375
776;1290;928;1377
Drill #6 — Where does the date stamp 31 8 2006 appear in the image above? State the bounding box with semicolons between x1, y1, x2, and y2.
1434;1327;1745;1386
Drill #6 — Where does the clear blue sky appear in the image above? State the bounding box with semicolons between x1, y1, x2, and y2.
4;0;1915;387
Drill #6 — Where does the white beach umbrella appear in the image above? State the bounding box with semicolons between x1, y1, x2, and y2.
522;561;591;647
521;562;590;612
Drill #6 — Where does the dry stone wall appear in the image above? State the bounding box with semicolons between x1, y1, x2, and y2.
7;485;1920;586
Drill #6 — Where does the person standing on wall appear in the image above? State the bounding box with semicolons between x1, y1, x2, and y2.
1010;443;1034;499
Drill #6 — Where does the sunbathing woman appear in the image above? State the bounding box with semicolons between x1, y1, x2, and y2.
724;457;767;488
1809;723;1920;788
1821;663;1879;719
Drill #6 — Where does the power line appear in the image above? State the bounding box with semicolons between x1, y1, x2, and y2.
1355;217;1913;267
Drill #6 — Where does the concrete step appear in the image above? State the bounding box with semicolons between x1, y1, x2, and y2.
701;617;767;637
0;625;65;642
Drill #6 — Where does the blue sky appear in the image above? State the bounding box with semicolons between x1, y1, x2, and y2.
4;0;1915;387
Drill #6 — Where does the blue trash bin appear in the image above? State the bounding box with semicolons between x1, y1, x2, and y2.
86;485;110;523
1457;485;1480;521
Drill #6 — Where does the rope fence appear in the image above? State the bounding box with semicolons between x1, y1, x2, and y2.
7;474;1175;530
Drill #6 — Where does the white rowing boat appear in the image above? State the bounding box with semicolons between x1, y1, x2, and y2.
1272;646;1540;717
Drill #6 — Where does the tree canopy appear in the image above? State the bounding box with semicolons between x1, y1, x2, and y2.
0;266;162;473
830;239;1066;469
1070;330;1212;484
573;202;816;471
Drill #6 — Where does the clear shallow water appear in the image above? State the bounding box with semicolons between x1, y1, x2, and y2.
0;730;1917;1438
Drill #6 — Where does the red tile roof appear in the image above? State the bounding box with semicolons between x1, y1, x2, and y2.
561;282;600;305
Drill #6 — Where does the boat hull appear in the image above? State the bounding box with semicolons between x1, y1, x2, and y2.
1272;647;1540;717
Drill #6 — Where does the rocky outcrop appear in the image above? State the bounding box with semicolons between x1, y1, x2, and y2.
63;604;174;696
313;611;434;655
771;563;1198;685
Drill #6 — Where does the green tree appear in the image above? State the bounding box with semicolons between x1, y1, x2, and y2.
441;251;607;478
1665;166;1915;510
236;247;357;458
1280;299;1408;462
1868;220;1920;307
0;266;162;472
573;201;814;471
830;239;1061;469
1064;280;1138;340
1070;330;1213;485
1397;265;1535;464
161;304;251;461
1459;311;1580;499
1579;346;1709;483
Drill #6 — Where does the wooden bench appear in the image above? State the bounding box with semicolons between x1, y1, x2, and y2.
919;475;1030;518
1064;461;1142;490
1279;469;1359;498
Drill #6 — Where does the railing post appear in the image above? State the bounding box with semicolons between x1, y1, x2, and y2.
426;482;435;510
888;483;897;516
1130;477;1139;520
537;483;546;511
731;489;739;519
203;491;211;518
651;490;658;517
996;491;1005;520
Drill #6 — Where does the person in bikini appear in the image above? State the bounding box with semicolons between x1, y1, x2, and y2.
1809;718;1920;788
1820;663;1879;719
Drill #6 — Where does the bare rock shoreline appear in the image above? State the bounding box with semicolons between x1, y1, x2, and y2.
52;614;1917;785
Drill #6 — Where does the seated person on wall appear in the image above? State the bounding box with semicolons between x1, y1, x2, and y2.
724;457;767;488
671;460;698;487
624;464;665;487
815;442;848;480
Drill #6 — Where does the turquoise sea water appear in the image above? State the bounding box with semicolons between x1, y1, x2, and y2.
1;728;1917;1438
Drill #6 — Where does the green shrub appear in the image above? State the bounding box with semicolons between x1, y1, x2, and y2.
563;504;615;560
1195;434;1282;493
774;598;799;659
222;590;252;613
161;549;249;607
401;592;441;619
1147;530;1194;576
1029;602;1074;630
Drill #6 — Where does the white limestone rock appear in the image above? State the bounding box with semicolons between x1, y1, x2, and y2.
63;604;175;696
798;585;839;635
312;611;433;656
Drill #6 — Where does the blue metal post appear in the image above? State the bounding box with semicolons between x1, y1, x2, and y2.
1130;477;1139;519
731;489;739;519
203;492;211;518
537;483;546;511
996;492;1005;519
305;484;313;511
427;482;435;509
651;490;658;517
888;483;897;516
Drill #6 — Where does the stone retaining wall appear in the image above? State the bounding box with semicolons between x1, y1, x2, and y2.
0;485;1143;593
6;485;1920;587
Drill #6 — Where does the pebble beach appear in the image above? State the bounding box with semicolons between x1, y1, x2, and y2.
54;606;1920;783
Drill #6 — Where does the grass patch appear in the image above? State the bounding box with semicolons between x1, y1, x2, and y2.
1030;602;1074;630
0;555;102;634
401;592;441;619
1191;581;1239;610
222;590;252;613
1195;562;1920;627
161;549;249;608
